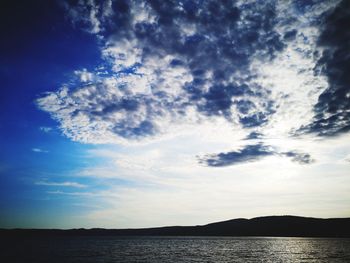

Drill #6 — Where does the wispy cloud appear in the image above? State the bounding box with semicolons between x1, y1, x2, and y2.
32;148;49;153
36;181;87;188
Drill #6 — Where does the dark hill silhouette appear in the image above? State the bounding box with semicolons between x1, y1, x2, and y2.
1;216;350;237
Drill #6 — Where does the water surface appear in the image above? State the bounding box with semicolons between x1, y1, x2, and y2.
2;236;350;262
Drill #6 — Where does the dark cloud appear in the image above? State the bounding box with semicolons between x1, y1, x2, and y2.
299;0;350;136
239;113;269;128
293;0;319;14
199;144;314;167
245;132;263;140
198;144;274;167
283;30;297;41
108;0;284;127
113;120;157;139
281;151;314;164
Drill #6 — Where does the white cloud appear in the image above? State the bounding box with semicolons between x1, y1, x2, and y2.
74;69;94;82
102;39;143;71
130;0;157;26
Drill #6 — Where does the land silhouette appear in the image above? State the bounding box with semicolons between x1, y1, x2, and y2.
2;216;350;237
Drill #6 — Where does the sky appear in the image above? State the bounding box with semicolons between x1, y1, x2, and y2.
0;0;349;229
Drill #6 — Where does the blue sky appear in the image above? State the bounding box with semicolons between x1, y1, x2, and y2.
1;0;350;229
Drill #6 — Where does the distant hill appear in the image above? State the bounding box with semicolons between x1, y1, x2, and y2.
2;216;350;237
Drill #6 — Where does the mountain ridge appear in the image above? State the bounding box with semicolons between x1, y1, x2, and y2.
1;215;350;237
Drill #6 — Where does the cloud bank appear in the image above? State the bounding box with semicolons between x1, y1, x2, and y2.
36;0;346;166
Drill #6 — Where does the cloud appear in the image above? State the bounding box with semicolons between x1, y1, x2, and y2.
298;0;350;137
198;144;274;167
36;0;344;162
74;69;94;82
245;131;263;140
47;190;96;196
39;126;52;133
32;148;49;153
344;155;350;163
35;181;87;188
281;151;315;164
63;0;114;35
37;1;287;143
198;144;315;167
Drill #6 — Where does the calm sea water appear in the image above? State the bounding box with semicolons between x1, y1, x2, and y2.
2;236;350;262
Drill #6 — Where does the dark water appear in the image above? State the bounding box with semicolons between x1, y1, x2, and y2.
2;236;350;262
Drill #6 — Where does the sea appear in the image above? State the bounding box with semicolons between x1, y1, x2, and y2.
2;236;350;262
